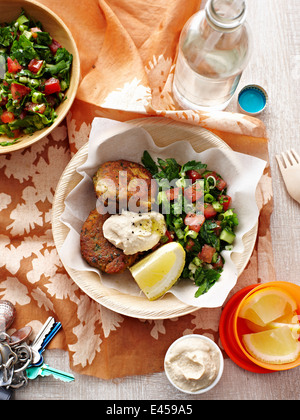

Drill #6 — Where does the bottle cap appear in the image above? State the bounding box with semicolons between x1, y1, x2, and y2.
238;84;268;116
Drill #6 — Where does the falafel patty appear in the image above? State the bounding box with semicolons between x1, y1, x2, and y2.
80;209;139;274
93;160;157;211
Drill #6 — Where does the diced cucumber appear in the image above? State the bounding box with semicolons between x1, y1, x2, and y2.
211;252;219;264
32;91;44;103
220;227;236;244
18;76;29;84
23;30;32;40
175;228;184;239
192;256;202;266
188;262;197;274
16;14;29;27
212;201;223;212
173;217;183;229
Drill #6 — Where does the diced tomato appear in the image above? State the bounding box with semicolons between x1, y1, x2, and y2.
25;102;46;114
186;169;202;182
185;239;195;252
11;83;31;101
212;255;224;269
204;203;217;219
198;244;216;264
220;194;231;211
30;27;42;38
28;59;44;73
184;213;205;233
216;178;227;191
45;95;56;107
212;220;222;236
165;230;174;243
11;129;21;138
0;96;8;107
7;57;22;73
184;182;204;202
203;171;214;180
1;111;15;123
189;224;202;233
44;77;61;95
203;171;227;191
49;39;62;54
165;187;180;201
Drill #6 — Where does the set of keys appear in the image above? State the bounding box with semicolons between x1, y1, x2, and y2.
26;316;75;381
0;316;74;399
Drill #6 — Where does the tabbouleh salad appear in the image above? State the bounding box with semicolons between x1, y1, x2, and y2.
142;151;239;298
0;10;73;145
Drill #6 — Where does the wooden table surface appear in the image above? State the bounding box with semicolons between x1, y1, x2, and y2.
15;0;300;400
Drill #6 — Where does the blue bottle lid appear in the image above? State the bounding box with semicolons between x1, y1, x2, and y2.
238;84;268;116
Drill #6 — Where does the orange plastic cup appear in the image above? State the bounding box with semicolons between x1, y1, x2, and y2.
219;281;300;373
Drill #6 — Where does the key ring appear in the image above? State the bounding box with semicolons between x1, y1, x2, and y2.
15;343;32;362
14;357;32;374
4;354;18;372
13;344;33;373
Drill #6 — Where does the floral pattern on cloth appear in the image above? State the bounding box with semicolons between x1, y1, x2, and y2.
0;0;274;379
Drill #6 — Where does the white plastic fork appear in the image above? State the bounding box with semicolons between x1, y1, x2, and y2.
276;149;300;204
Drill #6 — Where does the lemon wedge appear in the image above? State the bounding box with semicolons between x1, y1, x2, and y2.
245;312;300;339
238;287;297;327
268;312;300;339
242;326;300;365
271;311;299;324
129;242;185;301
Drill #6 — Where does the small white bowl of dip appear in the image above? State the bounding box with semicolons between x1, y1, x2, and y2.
164;334;224;394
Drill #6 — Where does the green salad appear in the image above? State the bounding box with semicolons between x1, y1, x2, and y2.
142;151;239;298
0;10;73;145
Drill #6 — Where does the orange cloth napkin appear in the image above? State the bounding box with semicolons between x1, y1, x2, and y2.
0;0;274;379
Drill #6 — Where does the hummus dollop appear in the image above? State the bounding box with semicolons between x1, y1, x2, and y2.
164;336;221;392
102;211;166;255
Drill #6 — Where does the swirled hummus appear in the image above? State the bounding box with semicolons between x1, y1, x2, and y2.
164;336;221;393
102;211;166;255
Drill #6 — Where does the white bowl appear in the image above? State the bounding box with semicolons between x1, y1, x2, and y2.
164;334;224;394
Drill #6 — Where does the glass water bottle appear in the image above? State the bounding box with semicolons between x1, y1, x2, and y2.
173;0;252;111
